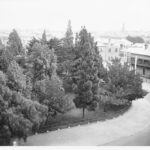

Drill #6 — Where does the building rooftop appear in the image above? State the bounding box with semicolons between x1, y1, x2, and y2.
97;38;132;47
121;46;150;57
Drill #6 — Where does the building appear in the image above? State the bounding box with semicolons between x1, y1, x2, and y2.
98;38;132;67
97;35;150;78
120;44;150;78
98;42;120;67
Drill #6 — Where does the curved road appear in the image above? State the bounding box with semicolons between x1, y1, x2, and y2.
21;82;150;146
104;125;150;146
105;92;150;146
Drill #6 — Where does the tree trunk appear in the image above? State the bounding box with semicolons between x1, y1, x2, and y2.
82;107;85;119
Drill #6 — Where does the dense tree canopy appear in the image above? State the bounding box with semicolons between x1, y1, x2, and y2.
28;42;57;81
0;69;48;145
0;31;48;145
27;40;67;121
99;58;143;108
47;34;75;92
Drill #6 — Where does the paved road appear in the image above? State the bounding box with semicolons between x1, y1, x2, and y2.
104;125;150;146
104;92;150;146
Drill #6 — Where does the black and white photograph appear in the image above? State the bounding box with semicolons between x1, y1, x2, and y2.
0;0;150;147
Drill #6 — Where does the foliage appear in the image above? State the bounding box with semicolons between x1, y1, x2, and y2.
7;60;26;91
100;58;143;108
41;30;47;44
126;36;144;44
62;76;74;93
63;20;74;48
7;29;24;57
0;70;48;145
71;27;101;118
0;29;49;145
0;39;5;54
33;76;65;113
47;37;62;50
0;49;10;73
26;37;40;55
27;41;67;118
47;37;75;92
0;27;146;145
28;42;57;82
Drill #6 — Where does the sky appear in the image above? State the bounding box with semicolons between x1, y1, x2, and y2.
0;0;150;32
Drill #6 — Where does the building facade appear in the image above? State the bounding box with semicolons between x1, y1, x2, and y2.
98;37;150;78
120;44;150;78
98;38;132;67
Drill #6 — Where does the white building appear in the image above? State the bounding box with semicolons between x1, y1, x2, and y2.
98;38;132;67
120;44;150;78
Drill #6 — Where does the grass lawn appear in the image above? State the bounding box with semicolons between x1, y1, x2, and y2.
39;93;130;133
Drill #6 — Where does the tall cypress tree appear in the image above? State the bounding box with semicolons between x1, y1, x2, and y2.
71;27;101;118
64;20;73;48
41;30;47;44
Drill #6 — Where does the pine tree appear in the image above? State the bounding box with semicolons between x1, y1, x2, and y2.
41;30;47;44
71;27;101;118
26;37;40;55
64;20;73;48
7;29;24;57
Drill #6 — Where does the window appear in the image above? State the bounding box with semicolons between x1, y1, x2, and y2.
109;48;111;52
115;48;118;52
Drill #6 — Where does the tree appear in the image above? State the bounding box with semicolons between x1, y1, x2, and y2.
99;58;144;110
34;75;65;119
28;42;57;82
63;20;73;48
7;29;24;57
0;32;50;144
47;38;62;50
0;39;5;54
0;70;48;145
47;37;75;92
126;36;144;44
7;60;26;91
71;27;101;118
0;41;9;72
41;30;47;44
27;42;66;120
26;37;40;55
